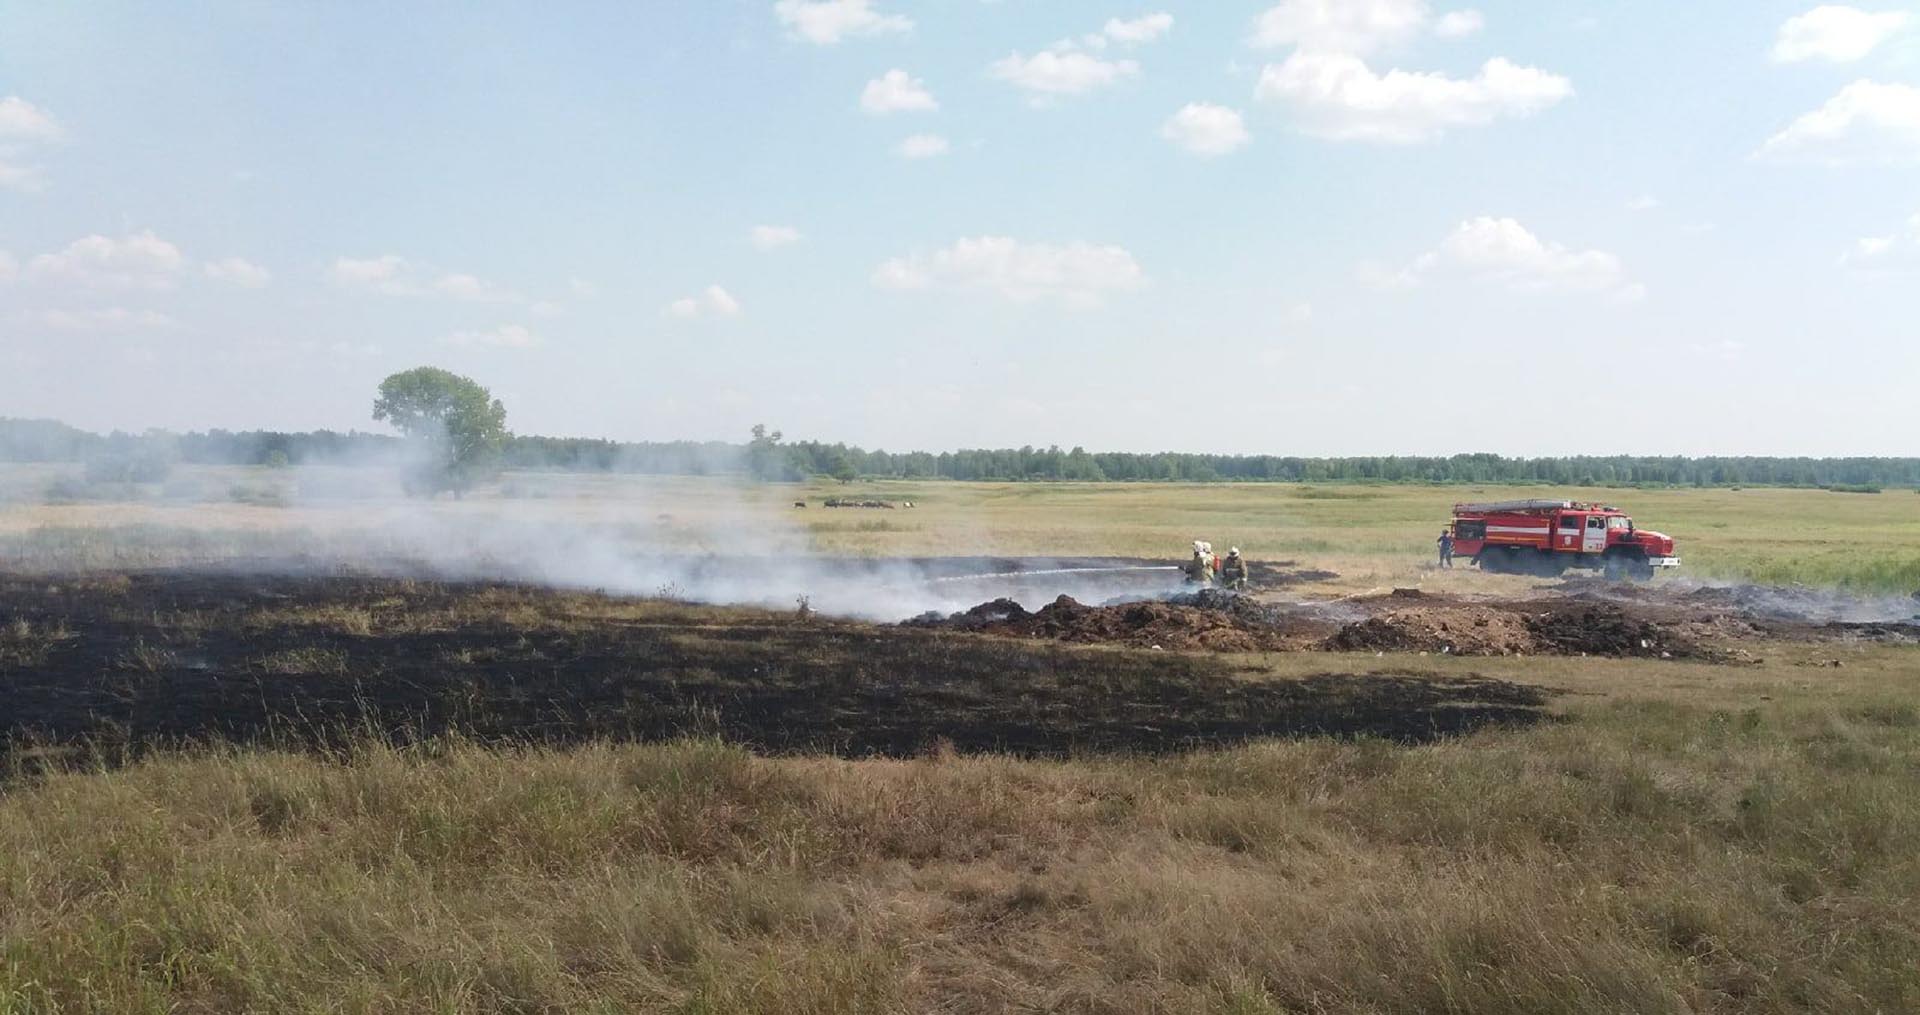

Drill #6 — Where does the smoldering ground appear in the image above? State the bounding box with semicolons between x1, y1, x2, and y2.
1;458;1226;619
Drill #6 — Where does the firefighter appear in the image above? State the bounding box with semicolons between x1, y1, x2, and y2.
1221;547;1250;590
1185;541;1215;586
1437;529;1455;569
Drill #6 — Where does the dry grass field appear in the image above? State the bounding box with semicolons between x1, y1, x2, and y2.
3;631;1917;1012
2;466;1918;1012
788;479;1920;594
3;465;1918;593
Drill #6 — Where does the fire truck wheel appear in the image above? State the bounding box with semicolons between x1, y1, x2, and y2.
1603;552;1654;581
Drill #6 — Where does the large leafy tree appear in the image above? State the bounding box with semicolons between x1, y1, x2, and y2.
372;367;509;494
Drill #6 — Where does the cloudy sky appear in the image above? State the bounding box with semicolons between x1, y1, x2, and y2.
2;1;1917;455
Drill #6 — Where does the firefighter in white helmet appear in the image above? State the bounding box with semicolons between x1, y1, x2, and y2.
1184;540;1215;586
1221;547;1249;591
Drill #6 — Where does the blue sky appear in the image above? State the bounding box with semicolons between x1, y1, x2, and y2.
2;0;1917;455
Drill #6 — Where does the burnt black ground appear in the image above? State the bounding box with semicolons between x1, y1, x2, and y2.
0;572;1552;760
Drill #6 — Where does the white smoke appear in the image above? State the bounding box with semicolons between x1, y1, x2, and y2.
3;450;1192;620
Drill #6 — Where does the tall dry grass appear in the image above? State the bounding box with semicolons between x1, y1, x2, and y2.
4;666;1918;1013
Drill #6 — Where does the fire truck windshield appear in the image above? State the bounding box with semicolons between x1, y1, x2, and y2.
1607;517;1632;531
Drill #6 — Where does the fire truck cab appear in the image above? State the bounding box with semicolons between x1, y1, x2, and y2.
1451;499;1680;579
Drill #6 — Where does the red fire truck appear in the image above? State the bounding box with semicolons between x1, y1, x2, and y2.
1450;499;1680;579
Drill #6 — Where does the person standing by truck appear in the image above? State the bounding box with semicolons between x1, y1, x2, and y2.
1437;529;1455;569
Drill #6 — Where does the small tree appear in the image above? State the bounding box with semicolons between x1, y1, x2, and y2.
746;423;798;482
828;450;858;484
372;367;509;495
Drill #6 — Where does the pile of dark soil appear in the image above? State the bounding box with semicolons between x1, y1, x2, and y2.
1819;621;1920;644
1324;598;1727;660
1523;601;1709;658
1323;606;1536;656
926;586;1745;662
916;593;1326;652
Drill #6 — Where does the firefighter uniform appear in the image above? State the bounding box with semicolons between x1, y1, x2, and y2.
1185;551;1214;586
1222;549;1249;590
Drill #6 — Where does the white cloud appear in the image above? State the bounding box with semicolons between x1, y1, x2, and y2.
432;271;515;302
29;231;186;291
895;133;951;158
1759;79;1920;165
1434;9;1485;38
29;307;180;332
203;257;271;288
1772;6;1911;63
1400;217;1638;297
1843;211;1920;271
0;160;42;193
0;251;15;281
666;284;742;319
1256;53;1572;143
1250;0;1432;54
873;236;1145;308
773;0;910;44
443;324;542;349
330;254;415;294
750;224;803;250
990;49;1140;99
0;97;63;191
1161;103;1251;156
569;277;597;298
0;96;62;141
860;69;938;114
1624;195;1661;212
1103;13;1174;44
330;256;517;301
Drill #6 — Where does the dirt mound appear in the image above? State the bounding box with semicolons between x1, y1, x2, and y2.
1819;621;1920;644
919;593;1324;652
922;588;1754;662
1524;602;1708;658
1325;605;1536;655
1325;600;1724;660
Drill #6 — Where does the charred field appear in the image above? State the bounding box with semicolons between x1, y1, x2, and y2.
6;567;1920;1012
1;571;1559;760
5;562;1911;764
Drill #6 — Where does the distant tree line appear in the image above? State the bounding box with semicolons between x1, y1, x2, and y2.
4;417;1917;489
